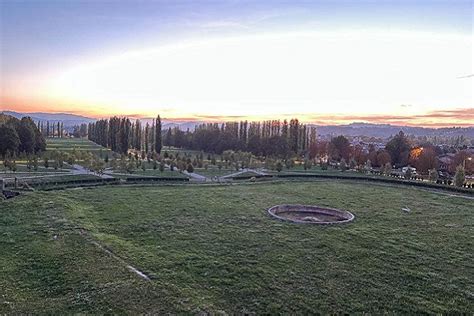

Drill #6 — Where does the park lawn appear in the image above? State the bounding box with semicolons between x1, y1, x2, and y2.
113;169;188;178
0;172;71;180
230;170;266;178
161;146;209;158
265;165;349;175
1;181;473;313
46;138;111;153
2;175;103;189
22;174;101;183
1;164;72;173
266;166;395;181
192;167;236;177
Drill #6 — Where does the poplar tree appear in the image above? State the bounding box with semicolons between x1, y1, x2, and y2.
155;115;162;154
144;123;149;153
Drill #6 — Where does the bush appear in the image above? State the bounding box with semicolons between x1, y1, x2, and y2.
186;163;194;173
404;168;413;180
454;165;465;187
349;159;357;170
383;162;392;175
428;169;439;183
276;161;283;172
340;159;347;172
364;159;372;173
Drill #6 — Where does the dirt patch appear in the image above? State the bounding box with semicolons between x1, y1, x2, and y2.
268;204;354;225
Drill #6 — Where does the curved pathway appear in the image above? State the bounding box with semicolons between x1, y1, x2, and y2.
71;164;114;179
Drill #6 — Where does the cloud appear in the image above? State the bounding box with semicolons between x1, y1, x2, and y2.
457;74;474;79
151;108;474;128
188;9;287;30
303;108;474;127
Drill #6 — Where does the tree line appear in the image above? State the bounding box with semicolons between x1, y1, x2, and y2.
88;116;317;158
0;114;46;157
29;121;66;138
86;115;472;177
88;115;162;154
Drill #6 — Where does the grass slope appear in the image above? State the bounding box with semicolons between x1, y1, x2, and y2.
46;138;111;153
1;182;473;313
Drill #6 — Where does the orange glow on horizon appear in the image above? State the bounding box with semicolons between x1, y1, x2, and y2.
1;94;473;128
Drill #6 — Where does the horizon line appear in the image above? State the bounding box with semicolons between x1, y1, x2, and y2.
2;109;474;129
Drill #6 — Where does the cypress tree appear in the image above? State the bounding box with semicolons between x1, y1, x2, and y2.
155;115;162;154
144;123;149;153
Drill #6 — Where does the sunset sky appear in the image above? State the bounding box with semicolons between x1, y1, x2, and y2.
1;0;472;126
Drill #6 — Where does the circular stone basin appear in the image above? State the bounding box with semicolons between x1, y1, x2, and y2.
268;204;355;224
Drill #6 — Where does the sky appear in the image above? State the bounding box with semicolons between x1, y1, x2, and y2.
0;0;473;126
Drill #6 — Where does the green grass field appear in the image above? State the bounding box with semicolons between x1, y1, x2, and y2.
192;167;236;177
161;146;208;157
113;169;188;178
1;181;473;313
46;138;112;153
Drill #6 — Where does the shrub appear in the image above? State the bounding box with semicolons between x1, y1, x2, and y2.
186;163;194;173
428;169;439;183
340;159;347;172
349;159;357;170
33;157;38;171
10;160;16;172
364;159;372;173
454;165;465;187
404;168;413;180
276;161;283;172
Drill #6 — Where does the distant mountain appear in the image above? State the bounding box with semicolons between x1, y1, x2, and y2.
130;118;201;131
2;111;96;127
162;121;201;131
312;123;474;139
3;111;473;139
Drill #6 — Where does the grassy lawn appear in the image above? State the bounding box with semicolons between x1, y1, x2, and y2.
1;164;72;173
0;172;70;180
265;165;355;175
2;175;103;189
112;169;188;178
46;138;111;153
192;167;236;177
0;165;72;179
1;181;473;313
161;146;209;157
